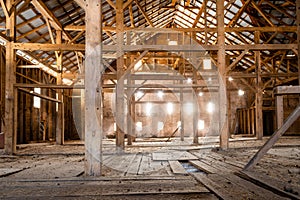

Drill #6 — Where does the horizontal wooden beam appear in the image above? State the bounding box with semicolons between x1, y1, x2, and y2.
274;86;300;95
14;83;84;89
13;42;297;52
64;26;298;33
18;88;62;103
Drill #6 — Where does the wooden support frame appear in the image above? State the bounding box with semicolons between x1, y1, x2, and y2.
297;0;300;83
255;31;263;140
116;0;125;150
4;0;16;155
12;43;298;52
56;30;64;145
217;0;228;149
84;0;103;176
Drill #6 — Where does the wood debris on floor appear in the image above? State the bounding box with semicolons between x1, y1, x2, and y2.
0;137;299;199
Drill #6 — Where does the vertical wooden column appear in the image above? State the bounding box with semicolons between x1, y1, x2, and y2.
255;31;263;140
116;0;125;149
276;95;284;129
297;0;300;84
193;68;198;144
179;62;184;141
4;0;16;154
85;0;102;176
217;0;228;149
56;30;64;145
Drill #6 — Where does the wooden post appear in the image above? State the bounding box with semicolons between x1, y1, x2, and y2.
275;95;284;129
116;0;125;149
251;108;255;135
179;61;184;141
56;30;64;145
297;0;300;84
4;0;16;154
193;68;198;144
217;0;228;149
85;0;102;176
255;31;263;140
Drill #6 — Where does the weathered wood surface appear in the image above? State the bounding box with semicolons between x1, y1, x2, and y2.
236;171;300;200
0;168;23;177
191;173;289;200
168;161;187;175
152;151;198;161
244;105;300;170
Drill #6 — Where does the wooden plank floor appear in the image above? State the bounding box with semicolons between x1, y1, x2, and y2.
1;137;299;199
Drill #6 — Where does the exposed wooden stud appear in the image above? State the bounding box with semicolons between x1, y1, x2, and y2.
4;0;16;154
56;30;64;145
255;31;263;140
275;95;284;130
85;0;102;176
297;0;300;84
12;43;298;52
217;0;228;150
116;0;125;150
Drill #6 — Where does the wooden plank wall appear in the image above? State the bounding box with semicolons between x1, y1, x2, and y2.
0;45;79;148
0;46;5;134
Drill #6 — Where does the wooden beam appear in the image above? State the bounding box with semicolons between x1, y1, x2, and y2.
123;0;133;10
116;0;125;150
274;86;300;95
14;83;84;89
251;1;275;27
255;31;263;140
227;0;251;27
18;88;61;103
217;0;228;150
85;0;102;176
192;2;205;28
106;0;116;9
64;25;298;33
275;95;283;130
56;30;64;145
226;49;248;73
0;0;9;18
240;78;257;93
244;105;300;171
31;0;63;30
74;0;85;10
133;0;154;27
4;0;16;155
297;0;300;84
12;43;298;52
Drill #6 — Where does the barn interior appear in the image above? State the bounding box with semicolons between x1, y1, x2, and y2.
0;0;300;199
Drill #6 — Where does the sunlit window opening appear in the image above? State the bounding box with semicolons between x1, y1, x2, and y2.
238;89;245;96
157;90;164;99
134;60;143;71
167;102;173;115
184;102;194;114
157;122;164;131
203;59;212;70
206;102;214;114
198;120;205;130
136;91;144;99
146;103;152;116
33;88;41;108
136;122;143;132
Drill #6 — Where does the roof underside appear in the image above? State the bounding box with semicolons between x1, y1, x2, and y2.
0;0;297;83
